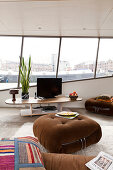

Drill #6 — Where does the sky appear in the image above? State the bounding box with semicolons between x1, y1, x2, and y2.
0;37;22;63
0;37;113;67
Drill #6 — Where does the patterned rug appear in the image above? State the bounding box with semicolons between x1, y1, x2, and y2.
0;136;44;170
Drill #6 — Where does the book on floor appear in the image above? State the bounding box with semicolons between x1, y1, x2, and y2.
86;151;113;170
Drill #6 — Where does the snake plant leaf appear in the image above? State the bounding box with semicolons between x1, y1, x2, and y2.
20;56;31;94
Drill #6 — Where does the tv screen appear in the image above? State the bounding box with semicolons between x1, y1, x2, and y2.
37;78;62;98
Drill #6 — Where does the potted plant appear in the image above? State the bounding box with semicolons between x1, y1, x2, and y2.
19;56;31;99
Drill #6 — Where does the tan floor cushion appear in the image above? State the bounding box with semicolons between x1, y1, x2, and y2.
33;113;102;153
42;152;94;170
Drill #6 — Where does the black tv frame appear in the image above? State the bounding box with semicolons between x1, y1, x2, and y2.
37;78;62;99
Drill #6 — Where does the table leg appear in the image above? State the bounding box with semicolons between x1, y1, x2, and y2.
30;104;33;116
20;104;33;116
57;103;62;112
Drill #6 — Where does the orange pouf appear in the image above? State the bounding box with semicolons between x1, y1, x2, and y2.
85;98;113;116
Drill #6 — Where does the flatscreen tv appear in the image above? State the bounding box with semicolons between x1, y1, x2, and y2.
37;78;62;98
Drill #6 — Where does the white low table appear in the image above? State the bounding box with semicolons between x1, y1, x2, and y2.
5;96;82;116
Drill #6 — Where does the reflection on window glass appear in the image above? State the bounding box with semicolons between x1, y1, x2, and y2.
96;39;113;78
0;36;22;90
58;38;98;81
23;38;60;83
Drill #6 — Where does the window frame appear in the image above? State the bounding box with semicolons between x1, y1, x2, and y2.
0;35;113;91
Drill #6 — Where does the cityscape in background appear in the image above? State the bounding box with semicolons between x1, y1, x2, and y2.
0;53;113;84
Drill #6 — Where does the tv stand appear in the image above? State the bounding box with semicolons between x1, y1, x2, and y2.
5;96;82;116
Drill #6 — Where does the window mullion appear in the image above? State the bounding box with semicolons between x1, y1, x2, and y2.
17;36;24;88
56;37;62;78
94;38;100;78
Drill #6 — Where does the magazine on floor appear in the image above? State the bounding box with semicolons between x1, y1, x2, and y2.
56;111;79;119
86;151;113;170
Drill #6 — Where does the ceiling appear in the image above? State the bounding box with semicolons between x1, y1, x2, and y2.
0;0;113;37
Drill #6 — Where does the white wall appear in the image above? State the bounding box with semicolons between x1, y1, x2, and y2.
0;77;113;108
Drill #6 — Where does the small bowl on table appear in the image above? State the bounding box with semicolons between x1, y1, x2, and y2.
69;95;78;101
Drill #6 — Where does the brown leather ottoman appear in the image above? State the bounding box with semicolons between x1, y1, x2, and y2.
33;113;102;154
85;98;113;116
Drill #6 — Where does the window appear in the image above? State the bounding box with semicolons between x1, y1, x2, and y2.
0;36;22;90
96;39;113;78
58;38;98;81
23;37;60;84
0;36;113;91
